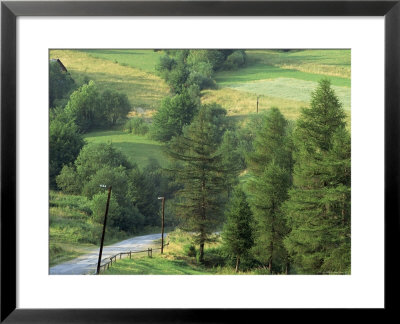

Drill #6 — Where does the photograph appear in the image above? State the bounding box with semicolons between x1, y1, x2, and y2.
49;49;351;276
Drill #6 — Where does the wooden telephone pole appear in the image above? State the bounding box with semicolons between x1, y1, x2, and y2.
257;96;259;114
158;196;165;254
96;185;112;274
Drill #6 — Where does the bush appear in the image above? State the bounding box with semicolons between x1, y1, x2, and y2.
130;117;149;135
183;244;197;257
222;50;247;70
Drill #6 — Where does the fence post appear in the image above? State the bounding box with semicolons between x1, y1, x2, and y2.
129;251;131;259
120;253;122;260
150;248;152;258
110;258;112;266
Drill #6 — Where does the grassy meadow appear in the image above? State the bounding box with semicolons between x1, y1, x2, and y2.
83;130;165;169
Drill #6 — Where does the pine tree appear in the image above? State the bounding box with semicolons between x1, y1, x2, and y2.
222;187;254;272
247;108;292;273
165;104;228;263
251;163;291;273
218;130;245;199
283;79;351;274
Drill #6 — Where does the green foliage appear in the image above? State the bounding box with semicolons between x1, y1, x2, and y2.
49;61;75;108
247;108;292;175
90;191;121;226
49;108;84;189
100;89;131;126
65;80;101;132
65;81;132;132
251;163;291;273
125;117;149;135
82;166;130;205
74;142;132;185
222;50;247;70
296;79;346;152
222;188;254;272
151;90;199;142
156;50;247;94
56;165;82;194
128;167;159;227
246;107;293;273
183;244;197;257
218;130;245;198
284;79;350;274
165;103;229;263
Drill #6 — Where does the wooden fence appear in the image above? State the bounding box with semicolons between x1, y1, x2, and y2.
98;242;169;273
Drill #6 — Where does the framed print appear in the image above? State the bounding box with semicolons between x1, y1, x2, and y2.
1;0;399;322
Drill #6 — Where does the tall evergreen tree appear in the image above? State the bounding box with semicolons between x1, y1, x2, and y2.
251;163;291;273
218;130;245;199
283;79;351;274
247;108;292;273
165;104;228;263
222;187;254;272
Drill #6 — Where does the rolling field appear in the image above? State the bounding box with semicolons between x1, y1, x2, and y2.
80;49;163;73
49;50;169;110
83;131;166;169
211;49;351;118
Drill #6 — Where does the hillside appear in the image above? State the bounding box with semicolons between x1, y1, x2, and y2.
50;49;350;121
50;49;350;169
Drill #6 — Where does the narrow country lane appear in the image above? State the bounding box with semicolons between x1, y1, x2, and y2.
49;233;166;275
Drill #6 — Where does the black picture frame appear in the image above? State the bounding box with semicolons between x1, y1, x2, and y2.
1;0;399;322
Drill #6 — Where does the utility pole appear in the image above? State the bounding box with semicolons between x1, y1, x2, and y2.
158;196;165;254
96;185;112;275
257;96;259;114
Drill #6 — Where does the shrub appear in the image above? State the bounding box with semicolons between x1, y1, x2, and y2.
183;244;197;257
222;50;247;70
131;117;149;135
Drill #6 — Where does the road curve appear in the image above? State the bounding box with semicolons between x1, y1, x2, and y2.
49;233;166;275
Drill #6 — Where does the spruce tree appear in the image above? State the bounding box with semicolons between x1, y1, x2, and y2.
165;104;228;263
247;108;292;273
218;130;245;199
222;187;254;272
251;163;291;273
283;79;351;274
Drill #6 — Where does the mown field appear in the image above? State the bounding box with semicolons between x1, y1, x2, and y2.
205;49;351;120
83;131;165;169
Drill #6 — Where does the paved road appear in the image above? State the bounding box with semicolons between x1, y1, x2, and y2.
49;233;166;275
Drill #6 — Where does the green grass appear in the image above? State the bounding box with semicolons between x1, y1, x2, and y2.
102;255;212;275
83;130;166;168
216;64;350;87
80;49;163;74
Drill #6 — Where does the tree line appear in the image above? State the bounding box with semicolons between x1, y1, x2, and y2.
162;76;350;274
